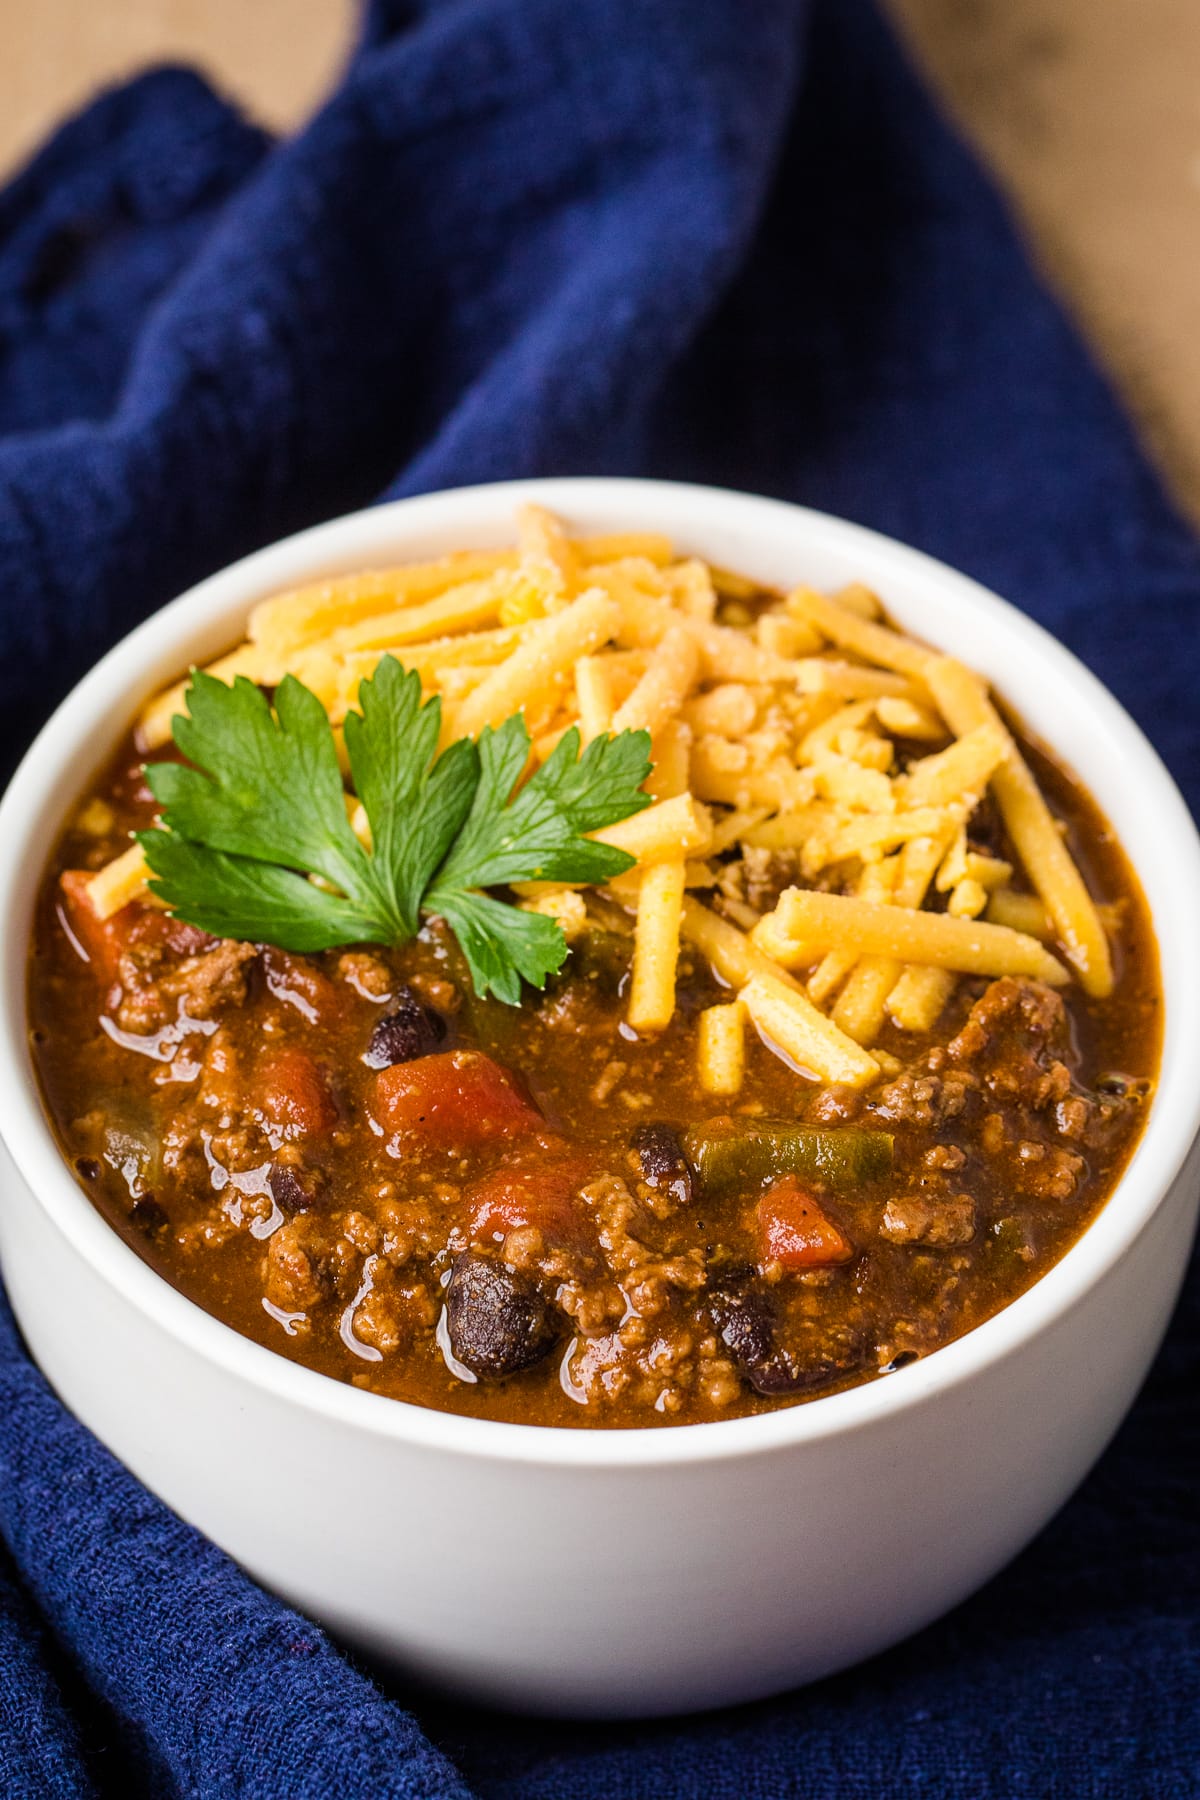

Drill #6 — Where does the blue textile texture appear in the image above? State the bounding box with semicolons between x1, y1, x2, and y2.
0;0;1196;1795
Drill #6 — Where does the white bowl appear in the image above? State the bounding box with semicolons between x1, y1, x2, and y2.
0;479;1197;1718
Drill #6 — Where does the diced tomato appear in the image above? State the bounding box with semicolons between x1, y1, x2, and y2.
467;1153;592;1241
58;872;139;980
253;1047;338;1138
756;1176;853;1271
372;1051;541;1149
59;872;212;981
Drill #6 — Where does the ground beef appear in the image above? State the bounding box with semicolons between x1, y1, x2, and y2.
1055;1096;1092;1141
336;952;395;1000
264;1215;360;1313
1013;1142;1085;1201
949;979;1061;1080
580;1174;652;1275
809;1086;863;1125
349;1266;437;1355
160;940;258;1019
871;1070;973;1128
114;937;257;1033
716;846;800;915
880;1193;975;1247
923;1144;966;1174
946;977;1107;1133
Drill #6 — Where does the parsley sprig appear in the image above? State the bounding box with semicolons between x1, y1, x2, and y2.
138;656;652;1003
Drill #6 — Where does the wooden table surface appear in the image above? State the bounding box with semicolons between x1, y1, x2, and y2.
5;0;1199;521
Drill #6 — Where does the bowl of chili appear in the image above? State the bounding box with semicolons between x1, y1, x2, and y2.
0;478;1197;1716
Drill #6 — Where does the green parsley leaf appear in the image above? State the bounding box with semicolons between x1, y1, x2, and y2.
421;713;651;998
428;716;652;894
431;892;569;1008
145;670;392;937
140;833;377;954
340;657;479;938
138;654;653;1003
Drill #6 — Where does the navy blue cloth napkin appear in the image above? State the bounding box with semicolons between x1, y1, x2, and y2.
1;1;1197;1795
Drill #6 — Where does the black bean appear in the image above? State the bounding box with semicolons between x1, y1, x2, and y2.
445;1253;559;1380
753;1338;874;1396
708;1271;865;1397
129;1195;170;1241
630;1123;693;1209
363;987;446;1069
268;1163;313;1216
746;1348;834;1397
708;1275;775;1371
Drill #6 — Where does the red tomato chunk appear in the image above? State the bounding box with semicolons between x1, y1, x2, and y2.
59;872;211;982
58;873;144;980
468;1155;592;1241
373;1050;541;1149
253;1048;338;1138
757;1176;853;1270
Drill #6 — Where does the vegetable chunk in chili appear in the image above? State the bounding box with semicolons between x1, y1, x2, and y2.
28;518;1161;1428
